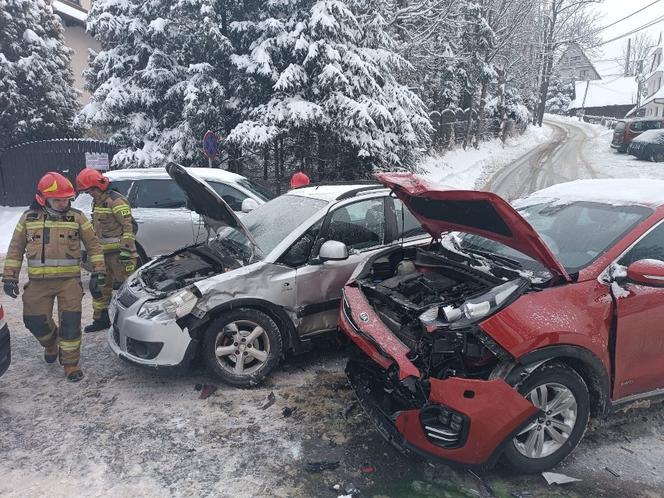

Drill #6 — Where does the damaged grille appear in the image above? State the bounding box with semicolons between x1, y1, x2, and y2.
419;404;469;449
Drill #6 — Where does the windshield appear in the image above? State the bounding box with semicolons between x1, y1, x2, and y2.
212;194;327;257
457;201;651;273
237;178;275;201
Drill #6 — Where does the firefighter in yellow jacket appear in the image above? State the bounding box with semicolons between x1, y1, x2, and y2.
76;168;137;332
2;172;106;382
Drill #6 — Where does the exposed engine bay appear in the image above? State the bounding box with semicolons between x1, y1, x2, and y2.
140;244;244;293
355;245;530;383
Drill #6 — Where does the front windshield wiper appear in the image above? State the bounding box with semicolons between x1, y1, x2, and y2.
462;246;523;269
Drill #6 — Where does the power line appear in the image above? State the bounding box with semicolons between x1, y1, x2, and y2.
591;14;664;48
591;0;662;35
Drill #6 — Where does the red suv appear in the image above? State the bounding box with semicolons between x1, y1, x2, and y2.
612;118;664;152
341;173;664;473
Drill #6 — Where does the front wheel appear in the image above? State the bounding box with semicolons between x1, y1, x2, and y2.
202;308;283;387
501;363;590;473
652;150;664;163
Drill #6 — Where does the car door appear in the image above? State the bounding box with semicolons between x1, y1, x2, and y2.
293;196;391;336
613;220;664;399
131;179;196;257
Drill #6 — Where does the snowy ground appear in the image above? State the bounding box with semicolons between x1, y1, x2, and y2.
419;126;554;189
4;123;664;497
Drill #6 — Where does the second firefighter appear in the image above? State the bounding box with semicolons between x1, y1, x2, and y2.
76;168;138;333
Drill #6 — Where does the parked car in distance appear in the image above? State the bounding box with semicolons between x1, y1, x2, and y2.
611;118;664;152
108;165;429;387
72;167;274;264
627;129;664;162
0;306;10;377
341;173;664;473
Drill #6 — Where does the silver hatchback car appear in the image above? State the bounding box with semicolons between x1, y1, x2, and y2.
109;165;427;386
72;167;273;263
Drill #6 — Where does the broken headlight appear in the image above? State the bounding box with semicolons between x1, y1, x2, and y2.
420;278;527;328
137;288;199;322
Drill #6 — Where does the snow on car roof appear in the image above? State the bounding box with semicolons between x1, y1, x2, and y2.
632;129;664;144
515;179;664;208
288;184;387;202
106;167;246;183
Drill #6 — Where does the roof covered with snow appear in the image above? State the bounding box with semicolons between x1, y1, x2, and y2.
569;77;638;110
288;184;386;202
515;179;664;208
632;129;664;144
52;1;87;23
106;167;246;183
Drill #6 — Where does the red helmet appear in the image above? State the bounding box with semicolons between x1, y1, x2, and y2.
290;171;310;189
76;168;109;192
35;172;76;206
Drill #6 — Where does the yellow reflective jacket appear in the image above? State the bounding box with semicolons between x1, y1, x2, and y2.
92;190;137;255
2;206;105;281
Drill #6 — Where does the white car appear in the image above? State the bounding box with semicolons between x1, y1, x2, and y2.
72;167;274;263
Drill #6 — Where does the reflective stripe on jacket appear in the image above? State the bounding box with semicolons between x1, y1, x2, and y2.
1;206;105;281
92;190;137;255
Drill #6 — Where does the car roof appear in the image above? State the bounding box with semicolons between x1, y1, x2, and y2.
515;179;664;209
105;167;246;183
287;184;389;202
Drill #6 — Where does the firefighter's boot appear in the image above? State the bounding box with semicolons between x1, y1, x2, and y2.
84;310;110;333
64;365;84;382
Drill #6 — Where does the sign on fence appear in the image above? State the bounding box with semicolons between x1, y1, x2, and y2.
85;152;110;170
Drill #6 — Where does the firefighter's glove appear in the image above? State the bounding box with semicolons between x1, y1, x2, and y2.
89;273;106;299
3;281;19;299
118;250;132;263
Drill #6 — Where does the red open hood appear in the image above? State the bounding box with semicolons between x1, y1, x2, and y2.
377;172;570;282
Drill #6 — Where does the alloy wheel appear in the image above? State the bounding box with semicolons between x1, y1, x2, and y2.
214;319;270;376
513;382;577;459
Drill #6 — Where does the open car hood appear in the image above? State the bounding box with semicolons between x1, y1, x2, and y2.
166;164;258;248
377;172;571;282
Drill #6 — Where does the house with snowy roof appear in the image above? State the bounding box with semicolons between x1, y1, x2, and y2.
53;0;100;104
567;76;639;119
642;38;664;118
558;43;601;84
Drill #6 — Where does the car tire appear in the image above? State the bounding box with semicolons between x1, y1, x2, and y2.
501;362;590;473
202;308;283;388
652;151;664;163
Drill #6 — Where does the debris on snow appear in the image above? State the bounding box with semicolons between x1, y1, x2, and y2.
605;466;621;478
198;384;218;400
304;460;340;472
261;391;276;410
282;406;296;417
542;472;582;485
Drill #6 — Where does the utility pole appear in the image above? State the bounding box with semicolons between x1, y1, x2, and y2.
624;37;631;76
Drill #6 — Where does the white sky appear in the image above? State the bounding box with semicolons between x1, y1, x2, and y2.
591;0;664;77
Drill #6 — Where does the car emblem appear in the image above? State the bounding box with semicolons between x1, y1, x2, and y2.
359;312;369;322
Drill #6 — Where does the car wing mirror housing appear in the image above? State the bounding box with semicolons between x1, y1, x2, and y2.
319;240;349;262
241;198;259;213
626;259;664;287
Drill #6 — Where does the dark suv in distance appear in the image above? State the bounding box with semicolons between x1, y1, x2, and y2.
611;118;664;152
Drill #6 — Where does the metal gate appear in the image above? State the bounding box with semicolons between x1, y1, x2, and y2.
0;139;117;206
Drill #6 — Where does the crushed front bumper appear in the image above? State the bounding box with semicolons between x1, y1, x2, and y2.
340;286;539;467
108;283;194;368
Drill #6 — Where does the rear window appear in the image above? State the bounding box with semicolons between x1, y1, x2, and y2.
237;179;275;201
133;179;187;208
109;180;132;197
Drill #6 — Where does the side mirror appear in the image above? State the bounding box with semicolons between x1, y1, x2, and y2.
319;240;349;262
241;198;259;213
626;259;664;287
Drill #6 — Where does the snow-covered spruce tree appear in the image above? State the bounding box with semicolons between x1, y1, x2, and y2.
0;0;79;150
227;0;431;180
545;72;573;115
81;0;252;168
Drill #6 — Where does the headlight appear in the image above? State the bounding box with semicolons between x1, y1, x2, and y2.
422;278;527;328
137;288;199;322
